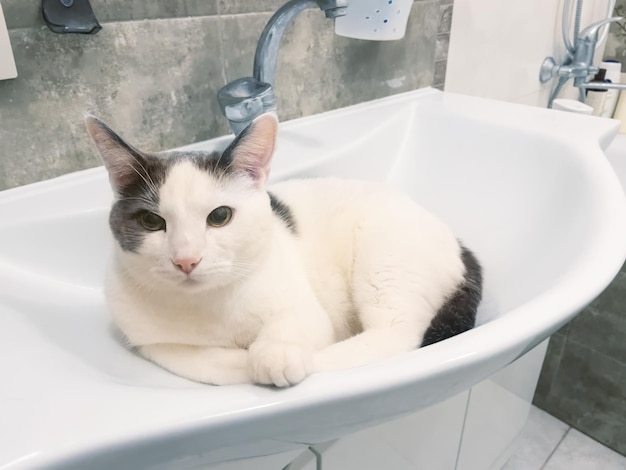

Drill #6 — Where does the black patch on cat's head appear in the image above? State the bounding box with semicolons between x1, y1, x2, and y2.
107;152;168;252
170;149;236;179
86;114;277;253
107;149;230;253
268;192;297;234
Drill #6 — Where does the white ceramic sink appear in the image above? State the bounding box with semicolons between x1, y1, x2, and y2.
605;133;626;193
1;88;625;469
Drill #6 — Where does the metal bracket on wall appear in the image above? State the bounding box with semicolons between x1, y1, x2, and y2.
42;0;101;34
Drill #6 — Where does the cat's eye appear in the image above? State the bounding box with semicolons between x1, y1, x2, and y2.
138;211;166;231
207;206;233;227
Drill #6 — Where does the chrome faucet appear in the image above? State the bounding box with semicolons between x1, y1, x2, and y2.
217;0;349;135
540;16;623;107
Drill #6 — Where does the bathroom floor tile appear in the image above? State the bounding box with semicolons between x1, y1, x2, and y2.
542;428;626;470
501;406;568;470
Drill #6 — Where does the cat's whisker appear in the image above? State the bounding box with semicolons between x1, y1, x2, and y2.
120;195;158;207
114;150;160;201
226;263;255;277
138;278;162;294
122;161;159;200
129;153;159;195
214;147;229;174
229;261;255;271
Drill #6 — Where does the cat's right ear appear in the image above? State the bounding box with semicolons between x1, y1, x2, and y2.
84;115;146;194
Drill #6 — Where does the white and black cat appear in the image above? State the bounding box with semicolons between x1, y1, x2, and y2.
86;113;482;387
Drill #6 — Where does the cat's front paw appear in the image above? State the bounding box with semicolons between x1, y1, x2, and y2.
248;341;313;387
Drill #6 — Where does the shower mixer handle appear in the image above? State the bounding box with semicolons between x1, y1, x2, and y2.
577;16;622;41
541;14;623;107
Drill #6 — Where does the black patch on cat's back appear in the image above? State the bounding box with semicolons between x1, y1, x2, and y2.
268;192;297;233
421;244;483;347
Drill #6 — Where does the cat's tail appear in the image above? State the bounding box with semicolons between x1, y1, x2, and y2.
420;245;483;347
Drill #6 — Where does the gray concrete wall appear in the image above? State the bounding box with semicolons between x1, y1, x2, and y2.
0;0;451;189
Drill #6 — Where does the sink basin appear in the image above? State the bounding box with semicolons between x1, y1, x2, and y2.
605;133;626;193
1;88;625;469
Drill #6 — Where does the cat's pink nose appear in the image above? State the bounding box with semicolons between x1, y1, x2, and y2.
172;257;201;275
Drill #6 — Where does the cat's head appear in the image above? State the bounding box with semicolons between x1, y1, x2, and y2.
86;114;279;292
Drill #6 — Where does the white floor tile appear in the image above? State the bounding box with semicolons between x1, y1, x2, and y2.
501;406;569;470
543;428;626;470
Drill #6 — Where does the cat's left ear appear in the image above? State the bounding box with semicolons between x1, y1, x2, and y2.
226;113;278;187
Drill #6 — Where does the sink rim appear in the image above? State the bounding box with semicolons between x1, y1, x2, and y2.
1;88;626;469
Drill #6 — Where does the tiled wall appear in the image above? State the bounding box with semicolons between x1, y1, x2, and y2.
0;0;451;190
446;0;613;106
534;1;626;457
446;0;565;106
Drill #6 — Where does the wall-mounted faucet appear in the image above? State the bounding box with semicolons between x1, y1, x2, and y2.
540;6;623;107
218;0;349;135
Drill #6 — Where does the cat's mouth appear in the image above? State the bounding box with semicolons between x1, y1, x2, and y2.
180;276;201;285
177;271;223;287
164;262;248;289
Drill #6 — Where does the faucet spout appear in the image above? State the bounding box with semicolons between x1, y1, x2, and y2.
317;0;349;18
217;0;348;135
253;0;348;87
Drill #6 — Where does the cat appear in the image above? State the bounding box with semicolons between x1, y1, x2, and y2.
85;113;482;387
